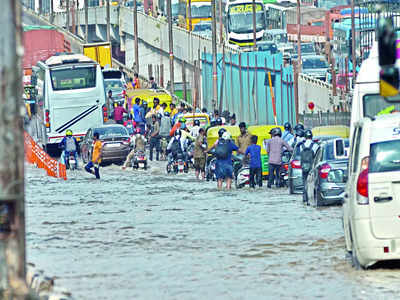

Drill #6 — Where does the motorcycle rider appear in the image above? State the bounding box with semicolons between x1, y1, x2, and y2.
237;122;252;156
170;117;186;136
140;101;149;133
193;127;207;180
122;128;147;170
298;129;319;203
167;129;186;164
289;127;305;149
59;129;80;169
190;119;201;138
282;122;294;143
264;127;293;188
207;128;239;190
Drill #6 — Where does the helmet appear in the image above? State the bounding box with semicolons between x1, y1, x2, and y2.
157;113;163;119
179;117;186;123
270;127;282;137
216;117;223;126
174;129;181;137
218;128;227;138
284;122;292;131
194;119;200;126
142;101;148;106
222;131;231;140
295;128;305;138
294;123;304;131
164;111;170;117
66;129;73;136
305;129;313;139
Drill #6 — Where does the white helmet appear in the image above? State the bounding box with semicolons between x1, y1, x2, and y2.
222;131;231;140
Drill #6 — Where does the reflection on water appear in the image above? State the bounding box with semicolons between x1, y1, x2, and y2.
25;163;400;299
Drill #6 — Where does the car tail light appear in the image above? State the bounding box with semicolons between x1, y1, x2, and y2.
357;168;369;204
319;163;331;179
45;109;50;128
283;164;289;171
291;160;301;169
122;137;130;144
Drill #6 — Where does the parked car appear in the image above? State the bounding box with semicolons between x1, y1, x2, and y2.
81;124;131;166
301;55;329;81
343;113;400;268
257;41;278;54
292;42;317;59
305;138;349;206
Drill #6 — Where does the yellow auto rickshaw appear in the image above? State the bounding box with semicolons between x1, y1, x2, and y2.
312;125;350;140
182;113;210;130
206;125;240;147
248;125;285;176
126;89;173;112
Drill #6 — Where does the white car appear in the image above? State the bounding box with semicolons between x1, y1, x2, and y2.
343;113;400;268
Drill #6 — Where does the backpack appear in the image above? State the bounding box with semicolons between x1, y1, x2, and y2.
300;142;315;173
215;139;230;160
170;138;181;154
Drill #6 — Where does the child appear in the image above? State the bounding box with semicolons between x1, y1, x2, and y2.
85;132;102;179
245;135;262;188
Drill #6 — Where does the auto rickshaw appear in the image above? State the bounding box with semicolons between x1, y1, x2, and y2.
126;88;173;112
182;113;210;131
206;125;240;147
248;125;285;177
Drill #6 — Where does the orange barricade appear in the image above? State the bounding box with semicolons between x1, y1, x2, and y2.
24;132;67;180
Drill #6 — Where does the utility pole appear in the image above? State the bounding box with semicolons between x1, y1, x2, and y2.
106;0;110;42
351;0;356;88
85;0;89;42
296;0;301;72
0;0;27;296
66;0;70;32
252;0;257;50
211;0;218;110
134;0;139;73
50;0;54;23
188;0;192;31
167;0;175;94
219;0;223;44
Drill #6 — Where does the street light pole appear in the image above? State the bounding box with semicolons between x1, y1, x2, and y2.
85;0;88;42
211;0;218;110
106;0;110;42
133;0;139;73
252;0;257;50
351;0;356;88
66;0;70;32
296;0;301;72
167;0;175;94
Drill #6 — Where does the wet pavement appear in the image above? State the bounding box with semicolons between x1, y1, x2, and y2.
25;161;400;299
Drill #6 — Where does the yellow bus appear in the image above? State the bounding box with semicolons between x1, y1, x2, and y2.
185;0;212;31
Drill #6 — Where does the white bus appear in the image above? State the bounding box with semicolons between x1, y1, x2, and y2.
32;53;106;152
225;0;267;48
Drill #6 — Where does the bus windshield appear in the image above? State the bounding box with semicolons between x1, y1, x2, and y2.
50;66;96;91
228;4;265;34
190;2;212;18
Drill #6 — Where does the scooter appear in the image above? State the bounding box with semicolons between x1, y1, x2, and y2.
65;152;78;170
131;151;147;170
205;150;217;181
233;155;250;189
166;152;188;174
279;150;292;187
160;136;169;161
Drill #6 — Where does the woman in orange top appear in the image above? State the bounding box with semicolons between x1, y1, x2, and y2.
133;73;141;89
85;132;102;179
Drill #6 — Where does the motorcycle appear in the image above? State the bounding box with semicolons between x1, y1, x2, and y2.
233;155;250;189
131;151;147;170
279;150;291;187
205;150;217;181
65;152;78;170
166;152;188;174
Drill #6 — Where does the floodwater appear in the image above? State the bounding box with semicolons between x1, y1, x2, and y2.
25;162;400;299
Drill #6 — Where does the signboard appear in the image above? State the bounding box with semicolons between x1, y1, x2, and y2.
229;4;262;14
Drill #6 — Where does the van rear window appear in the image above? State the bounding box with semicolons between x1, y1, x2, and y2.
369;140;400;173
363;94;400;117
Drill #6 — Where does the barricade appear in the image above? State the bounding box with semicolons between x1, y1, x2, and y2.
24;132;67;180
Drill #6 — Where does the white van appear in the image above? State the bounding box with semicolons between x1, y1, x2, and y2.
343;113;400;268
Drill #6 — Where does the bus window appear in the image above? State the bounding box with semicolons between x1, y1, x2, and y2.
363;94;400;117
50;66;96;91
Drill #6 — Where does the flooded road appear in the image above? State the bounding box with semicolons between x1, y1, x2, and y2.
25;162;400;299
